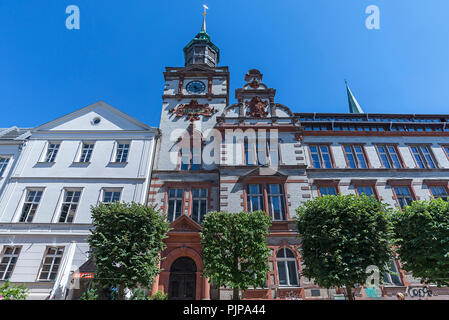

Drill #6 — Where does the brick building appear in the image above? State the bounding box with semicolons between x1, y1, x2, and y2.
148;19;449;300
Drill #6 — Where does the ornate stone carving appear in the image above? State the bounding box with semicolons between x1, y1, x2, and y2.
169;99;217;121
245;96;268;118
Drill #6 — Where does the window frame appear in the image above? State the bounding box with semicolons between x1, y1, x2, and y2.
191;188;208;224
425;181;449;201
391;184;416;210
244;182;289;221
382;260;403;286
77;142;95;163
114;141;130;163
19;188;44;223
0;246;21;280
164;183;213;223
101;188;122;204
44;142;61;163
37;246;65;282
58;189;82;223
308;144;334;169
0;156;11;177
275;247;300;287
342;144;369;169
375;144;404;169
353;180;380;201
408;144;438;169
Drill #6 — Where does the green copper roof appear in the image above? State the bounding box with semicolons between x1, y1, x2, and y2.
183;30;220;63
346;81;364;114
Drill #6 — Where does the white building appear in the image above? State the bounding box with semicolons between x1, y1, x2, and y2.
0;101;159;299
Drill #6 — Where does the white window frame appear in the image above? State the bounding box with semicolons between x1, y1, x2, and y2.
101;188;123;203
0;246;21;280
37;247;65;282
44;142;61;163
114;141;130;163
57;188;83;223
18;188;44;223
167;188;184;222
246;184;264;212
77;142;95;163
0;156;11;177
267;184;286;221
191;188;207;224
276;248;299;287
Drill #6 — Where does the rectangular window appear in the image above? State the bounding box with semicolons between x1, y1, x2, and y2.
410;145;436;169
59;190;81;223
38;247;64;281
45;143;60;162
167;188;184;222
79;143;94;163
377;145;402;169
19;190;43;222
267;184;286;221
309;145;332;168
356;186;375;197
343;145;367;168
115;143;130;163
0;246;21;280
319;186;337;196
191;188;207;223
0;157;10;177
103;190;121;203
382;260;402;286
246;184;265;212
429;186;448;201
393;186;414;209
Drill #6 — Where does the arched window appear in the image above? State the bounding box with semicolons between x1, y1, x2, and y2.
276;248;299;287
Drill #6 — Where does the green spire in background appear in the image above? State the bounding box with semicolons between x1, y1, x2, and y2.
345;80;364;114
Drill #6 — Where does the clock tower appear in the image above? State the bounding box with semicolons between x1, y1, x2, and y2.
148;9;228;299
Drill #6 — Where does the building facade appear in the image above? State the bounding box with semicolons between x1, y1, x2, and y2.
0;101;158;299
148;23;449;300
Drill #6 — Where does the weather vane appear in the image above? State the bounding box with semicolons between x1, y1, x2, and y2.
202;4;209;32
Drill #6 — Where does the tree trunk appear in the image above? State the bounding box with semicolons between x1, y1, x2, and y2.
345;285;354;301
118;285;126;300
233;287;240;300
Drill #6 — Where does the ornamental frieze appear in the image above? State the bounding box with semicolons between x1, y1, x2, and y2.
169;99;217;121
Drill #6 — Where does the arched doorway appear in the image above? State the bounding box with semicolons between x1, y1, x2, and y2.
168;257;197;300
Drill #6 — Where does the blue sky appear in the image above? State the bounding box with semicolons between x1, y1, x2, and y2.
1;0;449;128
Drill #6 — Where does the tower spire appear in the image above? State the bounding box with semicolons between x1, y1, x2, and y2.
202;4;208;33
345;80;364;114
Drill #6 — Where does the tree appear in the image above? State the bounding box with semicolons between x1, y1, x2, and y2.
393;198;449;287
88;202;170;300
0;281;28;300
295;194;394;300
201;211;271;300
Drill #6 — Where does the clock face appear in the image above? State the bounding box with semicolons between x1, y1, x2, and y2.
186;81;206;94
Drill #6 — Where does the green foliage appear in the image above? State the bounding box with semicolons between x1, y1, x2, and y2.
130;288;148;300
0;281;28;300
88;202;170;298
80;288;98;300
147;290;168;300
393;198;449;287
296;194;394;294
201;211;272;299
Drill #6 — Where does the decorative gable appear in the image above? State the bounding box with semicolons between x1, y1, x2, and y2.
169;215;202;232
